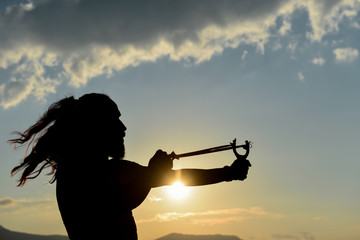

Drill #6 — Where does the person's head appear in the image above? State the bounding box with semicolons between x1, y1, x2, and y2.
10;93;127;185
63;93;127;159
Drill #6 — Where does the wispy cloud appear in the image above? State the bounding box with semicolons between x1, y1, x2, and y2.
0;197;56;215
312;57;326;66
0;0;359;108
333;47;359;62
241;50;248;61
287;42;298;54
191;216;246;226
137;206;284;225
0;197;15;207
298;72;304;82
148;195;163;202
272;42;282;51
278;19;291;36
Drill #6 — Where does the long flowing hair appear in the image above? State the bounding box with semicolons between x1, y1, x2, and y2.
9;93;114;186
9;96;78;186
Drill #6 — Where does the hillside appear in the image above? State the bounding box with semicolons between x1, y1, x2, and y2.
0;225;69;240
156;233;243;240
0;225;243;240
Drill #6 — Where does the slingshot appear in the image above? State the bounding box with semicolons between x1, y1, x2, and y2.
169;140;252;160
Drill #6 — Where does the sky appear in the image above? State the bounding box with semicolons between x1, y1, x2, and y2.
0;0;359;240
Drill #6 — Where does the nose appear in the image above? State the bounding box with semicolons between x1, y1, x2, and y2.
120;120;127;132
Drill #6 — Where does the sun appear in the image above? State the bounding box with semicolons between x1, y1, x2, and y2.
166;181;190;201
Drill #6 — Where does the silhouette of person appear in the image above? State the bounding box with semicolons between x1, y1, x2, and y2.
10;93;251;240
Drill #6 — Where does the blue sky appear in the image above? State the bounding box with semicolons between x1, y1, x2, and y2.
0;1;360;240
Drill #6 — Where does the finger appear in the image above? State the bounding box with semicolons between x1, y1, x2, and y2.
155;149;168;157
169;151;179;160
245;160;252;167
155;149;166;154
154;149;162;157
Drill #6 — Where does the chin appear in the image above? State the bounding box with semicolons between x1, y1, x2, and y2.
109;145;125;160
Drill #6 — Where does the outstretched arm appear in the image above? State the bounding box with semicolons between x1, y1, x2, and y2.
150;168;231;187
147;150;250;188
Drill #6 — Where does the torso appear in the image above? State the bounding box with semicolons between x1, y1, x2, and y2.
56;159;151;240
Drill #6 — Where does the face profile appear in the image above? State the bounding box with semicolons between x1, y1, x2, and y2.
65;93;127;159
102;110;127;159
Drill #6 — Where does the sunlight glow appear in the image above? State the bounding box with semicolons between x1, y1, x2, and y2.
166;181;190;201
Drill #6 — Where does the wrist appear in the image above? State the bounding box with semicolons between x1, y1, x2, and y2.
223;166;233;182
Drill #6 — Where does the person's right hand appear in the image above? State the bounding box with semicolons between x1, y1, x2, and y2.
229;159;252;181
148;150;173;173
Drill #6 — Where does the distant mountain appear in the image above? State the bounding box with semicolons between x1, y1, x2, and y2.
0;225;243;240
156;233;243;240
0;225;69;240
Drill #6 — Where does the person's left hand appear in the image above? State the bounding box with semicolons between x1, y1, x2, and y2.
229;158;252;181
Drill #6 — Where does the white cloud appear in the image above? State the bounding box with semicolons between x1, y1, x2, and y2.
192;216;246;226
272;42;282;51
0;78;34;108
351;21;360;29
287;42;297;54
0;0;359;107
278;19;291;36
305;0;360;42
298;72;304;81
137;206;284;225
333;47;359;62
0;197;56;215
241;50;248;60
312;57;326;65
0;197;16;207
148;195;163;202
0;56;61;108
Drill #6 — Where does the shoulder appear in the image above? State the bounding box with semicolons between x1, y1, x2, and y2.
108;159;144;169
107;159;147;182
